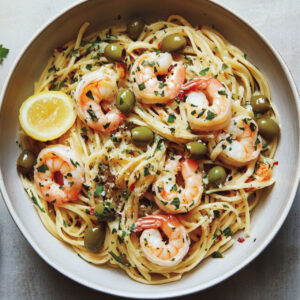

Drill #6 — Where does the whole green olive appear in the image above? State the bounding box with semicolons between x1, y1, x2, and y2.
127;18;145;40
131;126;154;146
161;34;187;52
104;43;125;62
17;149;36;174
186;141;208;159
257;118;280;141
84;224;105;252
250;95;271;113
116;89;136;114
208;166;227;186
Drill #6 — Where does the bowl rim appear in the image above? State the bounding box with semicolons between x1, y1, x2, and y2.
0;0;300;298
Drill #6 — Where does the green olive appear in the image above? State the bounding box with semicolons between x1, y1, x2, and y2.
257;118;280;141
94;203;105;216
17;150;36;174
131;126;154;146
208;166;227;186
84;224;105;253
161;34;187;52
104;43;125;61
116;89;136;114
186;141;208;159
127;18;145;40
250;95;271;113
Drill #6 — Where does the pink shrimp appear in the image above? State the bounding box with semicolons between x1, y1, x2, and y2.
131;52;186;104
135;214;190;267
210;115;262;167
182;76;232;131
153;157;203;213
74;68;125;132
34;145;85;205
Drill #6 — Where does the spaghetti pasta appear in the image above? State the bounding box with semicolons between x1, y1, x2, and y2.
18;15;279;284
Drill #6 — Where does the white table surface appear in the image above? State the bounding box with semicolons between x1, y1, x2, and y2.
0;0;299;299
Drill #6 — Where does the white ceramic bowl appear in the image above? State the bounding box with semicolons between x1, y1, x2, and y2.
0;0;299;298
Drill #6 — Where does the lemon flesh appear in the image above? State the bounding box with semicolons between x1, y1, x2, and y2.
19;92;76;141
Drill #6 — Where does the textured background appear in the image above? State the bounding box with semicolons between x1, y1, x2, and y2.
0;0;299;299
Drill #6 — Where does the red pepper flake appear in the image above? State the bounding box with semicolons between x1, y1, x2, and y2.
129;181;137;191
168;65;174;73
157;42;161;50
90;207;94;216
196;25;202;30
238;237;245;243
129;151;135;156
56;46;64;53
273;161;279;166
106;107;111;113
53;171;64;186
217;235;222;242
178;90;185;101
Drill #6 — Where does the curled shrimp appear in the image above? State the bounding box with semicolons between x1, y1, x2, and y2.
153;157;203;213
209;115;262;167
135;214;190;267
182;76;232;131
131;52;186;104
34;145;85;205
74;68;125;132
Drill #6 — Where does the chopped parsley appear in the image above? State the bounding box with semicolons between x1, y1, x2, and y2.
144;167;150;176
87;108;98;121
205;110;217;120
212;251;223;258
170;184;177;191
170;197;180;209
197;109;206;118
223;227;231;237
213;210;220;218
254;138;260;150
70;158;80;168
31;193;45;213
0;45;9;63
199;67;209;75
94;184;104;197
86;90;94;100
218;90;228;97
249;122;257;132
37;164;49;173
108;251;131;267
158;82;166;89
167;113;176;123
86;64;92;71
48;65;57;73
222;63;228;71
71;48;79;57
103;122;111;129
138;83;146;90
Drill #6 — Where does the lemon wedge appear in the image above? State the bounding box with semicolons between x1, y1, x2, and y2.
19;91;76;141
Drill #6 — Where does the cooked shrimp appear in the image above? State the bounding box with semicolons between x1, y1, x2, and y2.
254;161;272;181
131;52;186;104
34;145;85;205
209;115;262;167
74;68;125;132
245;161;272;191
153;157;203;213
135;214;190;267
182;76;232;131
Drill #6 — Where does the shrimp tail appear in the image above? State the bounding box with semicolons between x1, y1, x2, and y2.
135;216;163;232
